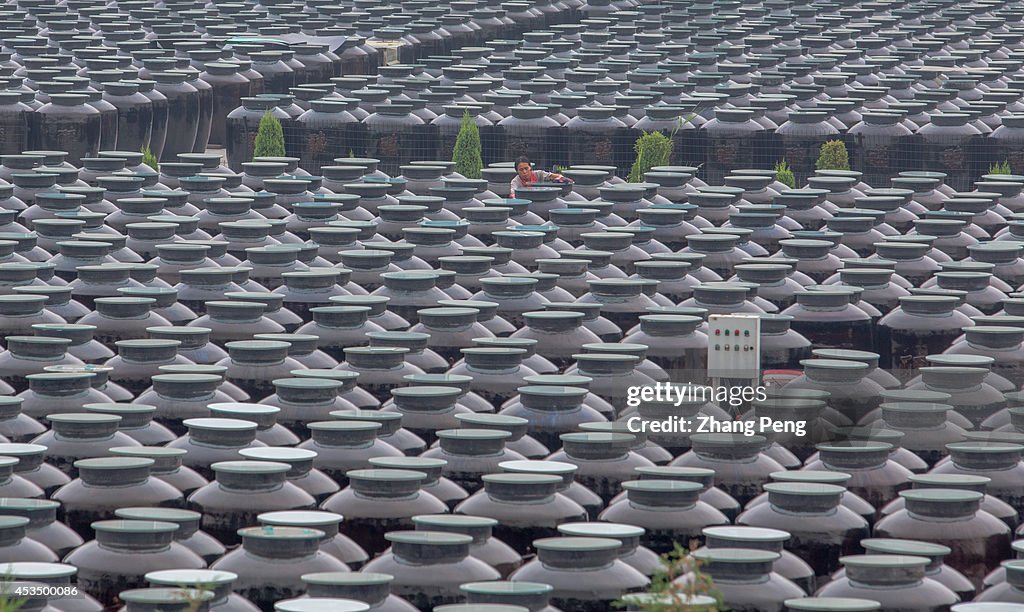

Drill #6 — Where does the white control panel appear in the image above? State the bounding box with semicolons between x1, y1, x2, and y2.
707;314;761;380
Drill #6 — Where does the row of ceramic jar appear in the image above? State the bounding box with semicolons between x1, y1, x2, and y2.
6;172;1024;392
6;0;1024;178
2;426;1024;611
20;73;1024;189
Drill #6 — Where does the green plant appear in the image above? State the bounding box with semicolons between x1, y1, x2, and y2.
627;111;702;182
140;145;159;172
990;160;1012;174
616;541;722;611
167;580;218;612
553;164;569;173
774;160;796;189
628;131;674;183
0;576;27;612
452;110;483;179
815;139;850;171
253;111;285;160
349;149;355;158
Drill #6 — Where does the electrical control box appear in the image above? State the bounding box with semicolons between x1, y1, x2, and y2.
707;314;761;380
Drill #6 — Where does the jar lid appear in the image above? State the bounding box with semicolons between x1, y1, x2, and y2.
461;581;553;596
764;481;845;495
384;531;473;546
146;569;237;586
275;599;370;612
532;536;620;552
702;526;789;543
0;562;76;580
110;445;186;458
436;428;510;442
622;479;702;493
211;460;290;475
860;538;950;558
433;605;524;612
237;525;325;540
691;547;780;564
840;554;930;570
259;510;342;528
557;522;644;539
92;519;179;534
347;468;426;485
238;446;317;462
183;418;258;432
368;456;446;471
115;507;200;523
301;572;391;586
119;588;216;607
784;599;882;611
413;514;498;530
499;459;577;475
0;515;29;530
47;412;120;426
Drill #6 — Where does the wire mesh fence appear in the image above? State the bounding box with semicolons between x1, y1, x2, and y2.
251;110;1020;187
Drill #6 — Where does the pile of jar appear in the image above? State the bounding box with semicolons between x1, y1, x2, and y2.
12;0;1024;190
0;147;1023;612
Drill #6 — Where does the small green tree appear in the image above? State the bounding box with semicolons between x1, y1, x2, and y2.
774;160;796;189
253;111;285;160
452;110;483;179
815;139;850;171
628;131;674;183
140;145;159;172
0;577;26;612
615;541;722;611
990;160;1012;175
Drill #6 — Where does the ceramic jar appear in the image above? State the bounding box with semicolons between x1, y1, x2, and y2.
814;554;958;611
115;507;225;566
210;526;348;610
257;510;367;569
64;520;205;607
187;460;316;546
166;418;265;480
680;547;805;612
144;569;260;612
509;536;648;610
31;413;139;476
361;531;501;609
52;457;183;538
598;479;729;554
454;472;586;555
301;572;417;612
671;433;785;507
737;482;870;581
297;420;403;486
108;446;207;497
422;429;526;493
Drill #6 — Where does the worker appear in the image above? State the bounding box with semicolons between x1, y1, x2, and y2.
510;156;566;197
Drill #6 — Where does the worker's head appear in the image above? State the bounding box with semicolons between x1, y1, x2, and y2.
514;156;533;182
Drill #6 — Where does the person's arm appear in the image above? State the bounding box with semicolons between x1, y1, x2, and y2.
509;175;523;198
